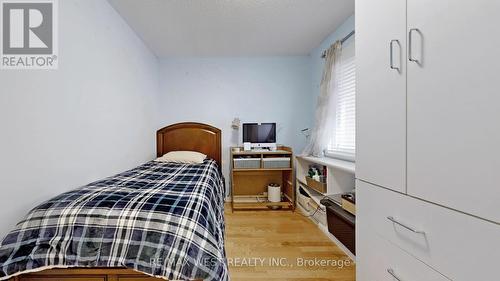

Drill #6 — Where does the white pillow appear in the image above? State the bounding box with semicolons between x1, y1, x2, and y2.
156;151;206;164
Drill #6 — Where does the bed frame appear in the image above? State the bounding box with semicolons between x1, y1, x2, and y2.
7;122;221;281
156;122;222;169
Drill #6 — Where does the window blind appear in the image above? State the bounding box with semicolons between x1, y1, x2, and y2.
328;38;356;158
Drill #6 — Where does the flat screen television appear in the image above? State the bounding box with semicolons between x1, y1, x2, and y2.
242;123;276;149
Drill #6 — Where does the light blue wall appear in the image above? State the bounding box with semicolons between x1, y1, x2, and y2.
0;0;160;236
158;57;314;191
309;14;355;99
156;15;355;195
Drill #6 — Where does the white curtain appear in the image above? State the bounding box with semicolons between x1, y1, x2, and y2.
302;41;342;157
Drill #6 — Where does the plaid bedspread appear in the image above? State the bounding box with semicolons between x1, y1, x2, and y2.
0;159;228;281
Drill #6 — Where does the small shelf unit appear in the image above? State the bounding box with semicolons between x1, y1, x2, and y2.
296;155;355;195
295;155;356;259
295;155;356;225
230;146;295;211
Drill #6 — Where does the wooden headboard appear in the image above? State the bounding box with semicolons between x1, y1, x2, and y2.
157;122;222;169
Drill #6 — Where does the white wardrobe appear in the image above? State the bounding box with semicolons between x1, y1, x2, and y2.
356;0;500;280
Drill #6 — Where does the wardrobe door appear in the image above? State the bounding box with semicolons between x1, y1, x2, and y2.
407;0;500;223
356;0;407;192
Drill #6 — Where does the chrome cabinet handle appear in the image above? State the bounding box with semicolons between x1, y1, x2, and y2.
387;268;403;281
408;28;420;63
387;216;425;234
390;39;400;71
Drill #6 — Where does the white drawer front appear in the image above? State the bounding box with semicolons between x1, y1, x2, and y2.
357;225;449;281
357;180;500;281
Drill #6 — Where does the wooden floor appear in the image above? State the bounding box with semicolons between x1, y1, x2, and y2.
225;204;356;281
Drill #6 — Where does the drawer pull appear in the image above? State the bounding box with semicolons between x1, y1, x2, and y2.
387;216;425;234
387;268;403;281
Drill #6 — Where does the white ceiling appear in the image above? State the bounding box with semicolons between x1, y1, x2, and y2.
108;0;354;57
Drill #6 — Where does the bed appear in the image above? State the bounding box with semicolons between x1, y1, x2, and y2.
0;122;227;281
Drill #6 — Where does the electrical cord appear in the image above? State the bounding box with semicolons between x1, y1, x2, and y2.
299;195;329;218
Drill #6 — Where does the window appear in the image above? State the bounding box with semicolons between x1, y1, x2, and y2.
327;38;356;161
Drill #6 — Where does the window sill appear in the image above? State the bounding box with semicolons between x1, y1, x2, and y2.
324;150;355;163
297;155;355;174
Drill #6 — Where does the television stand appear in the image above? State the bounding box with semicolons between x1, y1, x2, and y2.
230;146;294;211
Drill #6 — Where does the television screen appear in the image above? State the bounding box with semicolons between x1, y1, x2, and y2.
243;123;276;143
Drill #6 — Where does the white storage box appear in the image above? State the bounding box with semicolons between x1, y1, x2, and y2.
262;157;291;169
298;197;327;226
233;158;261;169
297;190;311;209
308;199;328;226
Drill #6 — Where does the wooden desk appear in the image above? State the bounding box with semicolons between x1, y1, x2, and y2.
230;146;294;211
